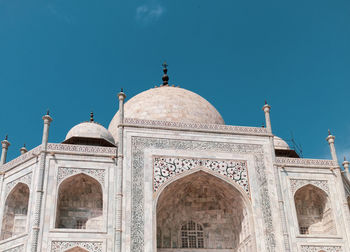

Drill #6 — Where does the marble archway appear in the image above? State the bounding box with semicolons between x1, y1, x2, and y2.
156;171;255;252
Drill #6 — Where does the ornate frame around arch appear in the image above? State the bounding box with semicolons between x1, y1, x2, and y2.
131;136;275;252
153;168;257;251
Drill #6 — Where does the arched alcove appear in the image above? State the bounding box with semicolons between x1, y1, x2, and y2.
156;171;255;251
56;173;103;229
294;184;335;235
0;183;30;240
65;247;89;252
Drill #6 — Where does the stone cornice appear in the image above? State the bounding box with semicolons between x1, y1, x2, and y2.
46;143;117;156
1;145;42;172
1;143;117;173
123;117;270;136
275;157;338;167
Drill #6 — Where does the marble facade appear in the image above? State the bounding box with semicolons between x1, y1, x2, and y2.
0;84;350;252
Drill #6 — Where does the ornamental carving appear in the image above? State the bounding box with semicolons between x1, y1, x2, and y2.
124;117;269;135
290;179;329;195
3;245;24;252
300;245;342;252
47;143;116;155
2;145;41;172
154;157;249;194
5;173;32;196
51;241;102;252
57;167;105;187
275;157;337;167
131;137;275;252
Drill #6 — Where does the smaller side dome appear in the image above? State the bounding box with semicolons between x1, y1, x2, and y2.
63;122;115;147
273;136;290;150
274;136;300;158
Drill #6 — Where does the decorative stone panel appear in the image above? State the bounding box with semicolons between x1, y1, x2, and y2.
153;157;249;194
5;173;32;197
290;179;329;195
51;241;102;252
131;137;275;252
47;143;116;155
57;167;105;187
300;245;342;252
3;245;24;252
124;117;269;135
275;157;337;167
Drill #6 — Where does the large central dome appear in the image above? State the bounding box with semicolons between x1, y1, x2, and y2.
108;85;224;140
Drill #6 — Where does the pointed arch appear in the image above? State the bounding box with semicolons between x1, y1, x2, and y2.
155;170;256;251
0;182;30;240
65;247;89;252
294;184;336;235
55;173;103;230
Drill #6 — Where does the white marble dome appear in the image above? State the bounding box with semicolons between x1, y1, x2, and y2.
273;136;290;150
108;86;225;140
65;121;115;146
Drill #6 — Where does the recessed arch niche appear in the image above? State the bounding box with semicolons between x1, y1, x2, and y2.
294;184;335;235
65;247;89;252
55;173;103;230
0;182;30;240
156;171;255;251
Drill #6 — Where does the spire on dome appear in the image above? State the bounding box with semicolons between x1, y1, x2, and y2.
90;112;94;122
162;61;169;86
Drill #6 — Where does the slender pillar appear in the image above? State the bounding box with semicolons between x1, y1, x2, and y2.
0;136;10;209
115;89;126;252
31;113;52;252
343;157;350;178
0;136;10;165
262;101;272;133
20;144;28;155
326;130;338;163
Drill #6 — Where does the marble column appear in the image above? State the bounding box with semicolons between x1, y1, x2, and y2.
262;102;272;133
115;89;125;252
30;113;52;252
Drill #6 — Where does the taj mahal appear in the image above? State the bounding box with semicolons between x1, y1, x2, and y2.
0;64;350;252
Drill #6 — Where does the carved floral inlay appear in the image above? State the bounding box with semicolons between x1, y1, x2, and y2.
153;157;249;194
57;167;105;187
51;241;102;252
3;245;24;252
300;245;342;252
5;173;32;196
290;179;329;195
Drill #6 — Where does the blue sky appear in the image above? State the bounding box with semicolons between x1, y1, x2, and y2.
0;0;349;162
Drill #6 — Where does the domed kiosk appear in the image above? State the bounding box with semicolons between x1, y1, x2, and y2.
63;113;115;147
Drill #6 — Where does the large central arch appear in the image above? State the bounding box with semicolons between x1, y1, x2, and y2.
155;170;256;252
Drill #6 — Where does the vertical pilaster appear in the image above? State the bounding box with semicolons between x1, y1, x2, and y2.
0;137;10;165
343;158;349;180
30;113;52;252
326;130;338;163
0;137;10;212
115;89;126;252
262;102;272;133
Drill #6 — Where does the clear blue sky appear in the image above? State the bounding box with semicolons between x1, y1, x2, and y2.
0;0;349;162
